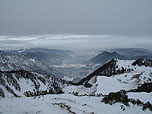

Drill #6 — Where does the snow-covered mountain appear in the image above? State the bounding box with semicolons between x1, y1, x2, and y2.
0;52;49;73
0;70;72;98
63;58;152;96
0;58;152;114
76;59;152;88
0;49;74;78
6;48;73;66
87;48;152;68
61;59;152;113
0;47;152;114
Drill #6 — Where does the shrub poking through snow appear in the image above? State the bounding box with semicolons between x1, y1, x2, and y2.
129;83;152;93
101;90;129;106
101;90;152;112
24;89;63;97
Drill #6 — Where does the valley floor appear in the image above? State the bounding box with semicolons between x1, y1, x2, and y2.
0;93;152;114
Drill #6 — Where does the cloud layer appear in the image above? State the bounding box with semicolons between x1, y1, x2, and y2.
0;35;152;51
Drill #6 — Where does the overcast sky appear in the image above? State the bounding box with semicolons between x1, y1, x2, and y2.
0;0;152;51
0;0;152;36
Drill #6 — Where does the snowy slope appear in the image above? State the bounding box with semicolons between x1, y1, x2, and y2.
0;94;152;114
60;59;152;113
0;70;71;98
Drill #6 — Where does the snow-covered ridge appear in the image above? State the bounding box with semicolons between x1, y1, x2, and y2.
65;59;152;95
0;70;71;98
76;59;152;86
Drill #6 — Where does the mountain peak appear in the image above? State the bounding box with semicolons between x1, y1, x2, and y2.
87;51;126;65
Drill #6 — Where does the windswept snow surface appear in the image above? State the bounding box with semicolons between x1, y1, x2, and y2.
0;94;152;114
95;76;131;95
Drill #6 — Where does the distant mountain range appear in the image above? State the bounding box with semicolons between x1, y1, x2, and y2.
2;48;73;66
0;48;152;82
87;51;126;65
0;50;59;76
87;48;152;66
112;48;152;59
0;48;74;78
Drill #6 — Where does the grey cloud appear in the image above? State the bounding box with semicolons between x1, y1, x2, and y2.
0;0;152;35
